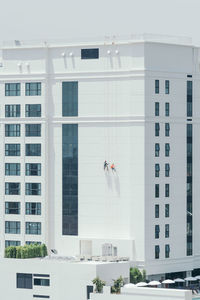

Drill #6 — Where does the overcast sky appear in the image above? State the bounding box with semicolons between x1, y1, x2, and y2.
0;0;199;45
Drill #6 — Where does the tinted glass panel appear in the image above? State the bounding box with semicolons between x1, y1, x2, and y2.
62;82;78;116
5;144;20;156
17;273;32;289
26;83;41;96
81;48;99;59
5;202;20;214
5;221;20;234
26;222;41;235
5;182;20;195
26;163;41;176
26;144;41;156
5;105;20;117
5;163;20;176
62;124;78;235
25;124;41;137
5;124;20;137
5;83;20;96
25;104;41;117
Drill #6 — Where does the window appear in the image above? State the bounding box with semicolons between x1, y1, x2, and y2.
155;123;160;136
155;102;159;116
34;278;50;286
187;242;192;256
165;80;170;94
155;225;160;239
26;202;41;215
5;163;20;176
5;83;20;96
5;105;20;117
165;184;170;197
155;204;159;218
155;143;160;157
155;184;159;198
155;80;159;94
155;245;160;259
5;182;20;195
26;241;41;245
165;103;170;116
165;244;170;258
5;144;20;156
165;204;170;217
5;240;21;247
26;163;41;176
17;273;32;289
25;183;41;195
155;164;160;177
33;295;49;298
165;224;169;238
62;82;78;117
26;82;41;96
165;143;170;157
5;221;20;234
62;124;78;236
187;81;192;117
165;163;170;177
165;123;170;136
25;124;41;137
26;144;41;156
81;48;99;59
5;124;20;137
5;202;20;214
25;104;41;117
26;222;41;235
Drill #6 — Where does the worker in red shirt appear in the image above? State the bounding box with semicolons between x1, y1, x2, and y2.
110;163;116;172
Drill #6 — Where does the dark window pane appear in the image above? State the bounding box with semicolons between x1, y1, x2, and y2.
5;221;20;234
62;82;78;117
5;202;20;214
62;124;78;235
81;48;99;59
5;83;20;96
25;104;41;117
5;105;20;117
5;124;20;137
26;163;41;176
26;144;41;156
25;124;41;137
17;273;32;289
5;144;20;156
5;163;20;176
26;222;41;235
5;182;20;195
25;183;41;195
26;83;41;96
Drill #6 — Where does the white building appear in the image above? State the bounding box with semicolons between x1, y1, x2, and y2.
0;34;200;278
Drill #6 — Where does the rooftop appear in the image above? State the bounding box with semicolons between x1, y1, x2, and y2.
0;33;193;49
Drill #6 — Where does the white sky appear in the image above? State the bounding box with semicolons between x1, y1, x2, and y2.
0;0;200;45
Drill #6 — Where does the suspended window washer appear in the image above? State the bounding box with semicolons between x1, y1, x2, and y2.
104;160;109;171
110;163;116;172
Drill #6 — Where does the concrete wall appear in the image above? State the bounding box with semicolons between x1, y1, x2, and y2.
90;286;192;300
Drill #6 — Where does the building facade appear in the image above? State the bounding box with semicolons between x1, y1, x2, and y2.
0;35;200;277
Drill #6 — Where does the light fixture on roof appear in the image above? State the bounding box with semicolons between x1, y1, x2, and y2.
17;62;22;67
69;52;73;57
115;50;119;55
107;50;111;55
26;62;30;67
61;52;66;57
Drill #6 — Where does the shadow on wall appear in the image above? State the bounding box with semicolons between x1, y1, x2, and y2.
105;171;120;196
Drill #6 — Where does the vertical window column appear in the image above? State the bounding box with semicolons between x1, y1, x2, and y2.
187;124;192;256
62;124;78;235
187;81;192;117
